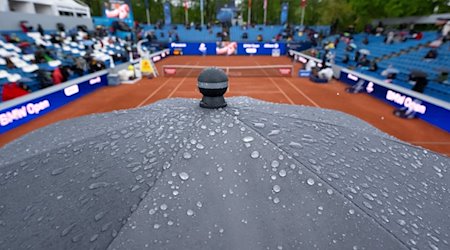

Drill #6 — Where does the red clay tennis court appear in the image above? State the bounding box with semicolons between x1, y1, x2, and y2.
1;55;449;155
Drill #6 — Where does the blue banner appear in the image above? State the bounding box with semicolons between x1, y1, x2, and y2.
237;42;287;55
164;2;172;25
169;42;287;56
339;71;450;133
280;2;289;24
0;74;108;134
170;42;217;55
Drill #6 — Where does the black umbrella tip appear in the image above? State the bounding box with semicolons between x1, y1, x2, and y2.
197;67;228;109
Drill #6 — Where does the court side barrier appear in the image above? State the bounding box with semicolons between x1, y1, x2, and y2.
289;50;450;133
0;70;108;135
0;49;171;135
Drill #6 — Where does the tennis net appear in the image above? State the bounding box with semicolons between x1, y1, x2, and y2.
162;65;294;77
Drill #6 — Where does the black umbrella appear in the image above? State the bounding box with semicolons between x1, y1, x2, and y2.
0;73;449;250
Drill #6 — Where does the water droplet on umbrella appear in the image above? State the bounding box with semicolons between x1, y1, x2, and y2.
253;122;265;128
307;178;315;186
89;182;108;190
51;167;67;176
160;204;168;211
251;151;260;159
168;221;174;226
242;136;254;143
279;170;286;177
273;197;280;204
196;144;205;150
271;160;279;168
179;172;189;181
183;152;192;159
149;208;156;215
272;184;281;193
268;130;280;136
154;224;160;229
71;233;83;242
327;189;333;195
187;209;194;216
94;211;105;221
289;142;303;149
397;219;406;226
349;209;355;215
363;201;373;209
196;201;203;208
90;234;98;242
61;223;76;237
173;190;179;196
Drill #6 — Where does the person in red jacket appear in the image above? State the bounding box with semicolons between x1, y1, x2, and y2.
52;68;64;84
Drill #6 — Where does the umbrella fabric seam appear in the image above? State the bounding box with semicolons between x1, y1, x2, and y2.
225;108;411;250
105;112;207;249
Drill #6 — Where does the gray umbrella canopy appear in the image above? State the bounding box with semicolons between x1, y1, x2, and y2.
0;97;449;250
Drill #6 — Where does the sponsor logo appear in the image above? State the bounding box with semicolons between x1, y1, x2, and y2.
245;48;257;54
89;76;101;85
279;68;292;75
386;90;427;114
366;82;374;93
298;56;308;63
243;43;260;48
164;68;176;75
0;100;50;126
152;55;161;62
170;43;187;48
348;73;359;81
263;43;279;49
64;85;79;97
198;43;207;53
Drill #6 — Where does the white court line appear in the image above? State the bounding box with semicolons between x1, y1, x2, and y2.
167;62;200;98
283;77;320;108
256;62;294;105
136;77;173;108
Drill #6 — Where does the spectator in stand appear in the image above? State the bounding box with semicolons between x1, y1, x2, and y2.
37;24;44;36
375;22;384;35
362;36;369;45
369;60;378;71
357;55;370;68
257;34;263;42
19;21;32;33
381;64;399;82
88;58;106;73
385;31;395;44
442;21;450;42
424;49;438;60
52;67;64;84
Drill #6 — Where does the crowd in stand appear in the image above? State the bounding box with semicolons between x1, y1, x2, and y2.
0;22;135;102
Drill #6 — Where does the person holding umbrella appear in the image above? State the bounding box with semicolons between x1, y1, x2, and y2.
381;64;399;82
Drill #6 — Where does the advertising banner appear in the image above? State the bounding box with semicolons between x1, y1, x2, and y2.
237;42;287;55
0;74;108;134
170;42;217;56
170;42;287;56
280;2;289;24
339;71;450;132
103;0;134;22
164;2;172;25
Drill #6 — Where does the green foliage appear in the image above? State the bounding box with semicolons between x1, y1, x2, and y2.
79;0;450;31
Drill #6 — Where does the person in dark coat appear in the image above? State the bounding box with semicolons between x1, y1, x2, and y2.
37;24;44;36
